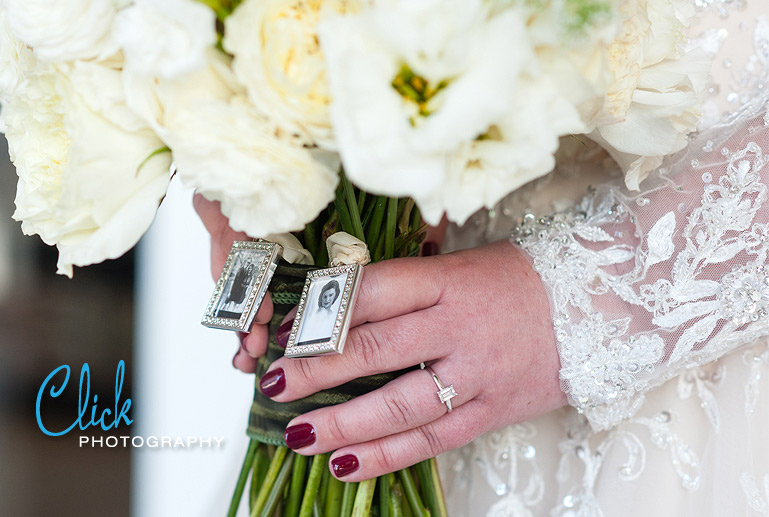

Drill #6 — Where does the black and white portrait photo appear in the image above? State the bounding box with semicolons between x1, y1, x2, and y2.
295;273;348;346
214;249;267;320
202;240;283;332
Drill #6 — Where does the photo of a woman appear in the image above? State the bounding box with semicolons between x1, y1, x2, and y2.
295;274;346;345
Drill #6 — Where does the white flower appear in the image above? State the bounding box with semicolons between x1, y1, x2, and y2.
224;0;358;148
5;60;171;277
122;49;242;142
162;85;338;237
589;0;710;189
319;0;582;224
4;0;120;63
115;0;216;79
0;9;34;103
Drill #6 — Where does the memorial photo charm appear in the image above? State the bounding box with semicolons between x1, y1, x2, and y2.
284;263;363;358
201;240;283;332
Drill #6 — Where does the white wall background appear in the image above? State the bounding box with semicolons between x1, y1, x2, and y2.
132;181;254;517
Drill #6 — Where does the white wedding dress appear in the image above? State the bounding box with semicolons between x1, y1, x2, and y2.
439;3;769;515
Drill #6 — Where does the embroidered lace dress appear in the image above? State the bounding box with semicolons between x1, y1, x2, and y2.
438;4;769;515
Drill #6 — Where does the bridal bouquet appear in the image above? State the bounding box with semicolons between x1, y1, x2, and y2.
1;0;712;514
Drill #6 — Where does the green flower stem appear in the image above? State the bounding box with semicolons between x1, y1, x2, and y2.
299;453;329;517
227;439;258;517
303;220;320;259
415;461;441;517
340;482;358;517
429;458;448;517
385;197;399;260
397;469;428;517
324;475;344;517
250;445;270;510
334;186;355;237
351;478;376;517
360;195;378;232
365;196;388;254
318;463;331;510
251;446;289;517
340;171;365;241
389;476;404;517
258;452;295;517
313;499;323;517
285;453;309;517
357;190;366;214
379;472;391;517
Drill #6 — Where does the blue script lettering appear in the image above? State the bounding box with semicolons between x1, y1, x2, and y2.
36;360;133;436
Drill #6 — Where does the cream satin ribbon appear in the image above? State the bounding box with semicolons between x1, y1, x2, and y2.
265;233;314;265
326;232;371;267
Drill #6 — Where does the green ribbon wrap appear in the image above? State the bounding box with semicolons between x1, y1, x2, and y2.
247;262;406;445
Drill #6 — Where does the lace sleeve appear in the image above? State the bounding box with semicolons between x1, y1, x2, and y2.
514;97;769;431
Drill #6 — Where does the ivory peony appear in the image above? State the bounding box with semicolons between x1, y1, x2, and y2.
588;0;711;189
115;0;217;79
5;60;171;277
224;0;359;149
160;77;339;237
4;0;120;63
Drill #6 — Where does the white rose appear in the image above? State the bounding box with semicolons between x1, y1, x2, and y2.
122;49;243;142
4;0;120;63
320;0;582;224
165;91;338;237
589;0;710;189
224;0;359;148
115;0;217;79
5;60;171;276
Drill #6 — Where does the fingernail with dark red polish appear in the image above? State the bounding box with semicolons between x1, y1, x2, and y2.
260;368;285;397
422;241;439;257
276;319;294;348
331;454;359;478
284;423;316;450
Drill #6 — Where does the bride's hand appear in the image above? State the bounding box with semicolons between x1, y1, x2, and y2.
260;240;566;481
193;193;272;372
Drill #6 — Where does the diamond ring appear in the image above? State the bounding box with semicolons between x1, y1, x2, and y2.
420;363;458;413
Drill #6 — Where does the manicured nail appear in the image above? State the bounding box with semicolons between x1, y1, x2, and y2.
331;454;359;478
284;423;316;450
276;319;294;348
422;241;439;257
259;368;285;397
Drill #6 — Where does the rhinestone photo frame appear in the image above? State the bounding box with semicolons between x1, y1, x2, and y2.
284;263;363;358
201;240;283;332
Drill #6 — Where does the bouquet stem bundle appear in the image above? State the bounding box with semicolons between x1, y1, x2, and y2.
228;172;447;516
228;443;447;517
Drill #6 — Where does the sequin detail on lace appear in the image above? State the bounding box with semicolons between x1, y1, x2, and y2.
515;135;769;430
